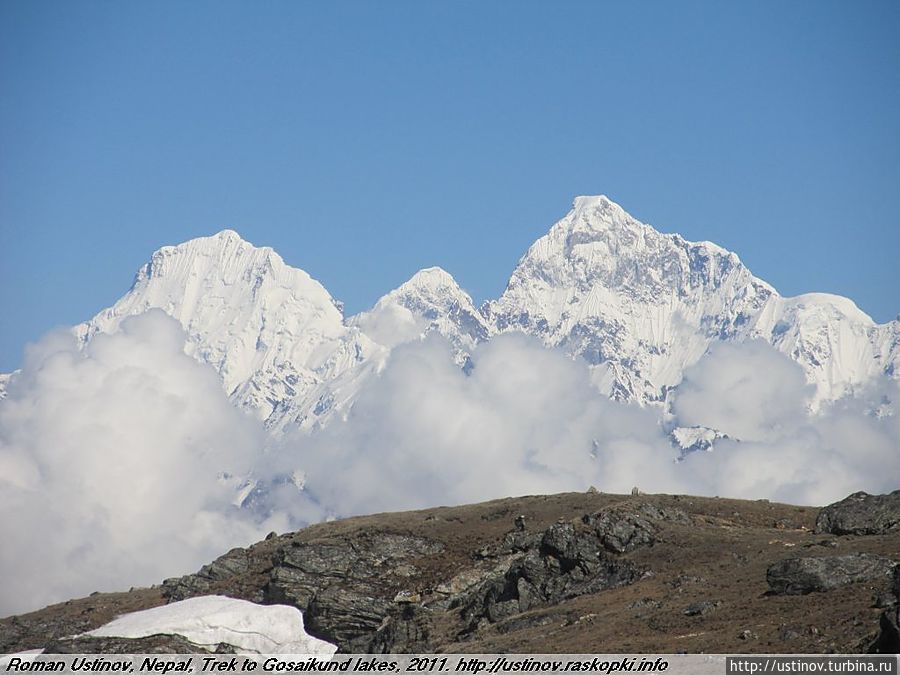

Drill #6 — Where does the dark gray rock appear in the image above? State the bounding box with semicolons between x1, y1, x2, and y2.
683;600;720;616
369;603;434;653
767;554;897;595
163;530;445;653
264;533;443;652
45;634;229;653
779;625;802;641
495;529;542;555
306;587;394;652
815;490;900;536
541;522;577;558
628;597;662;612
162;548;252;601
869;565;900;654
582;502;691;554
869;608;900;654
460;520;641;634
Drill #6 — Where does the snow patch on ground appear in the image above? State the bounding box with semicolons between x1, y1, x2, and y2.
84;595;337;655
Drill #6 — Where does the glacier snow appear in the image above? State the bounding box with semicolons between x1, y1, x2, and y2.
24;195;896;433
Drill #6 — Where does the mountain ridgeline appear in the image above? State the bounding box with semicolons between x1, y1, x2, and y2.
5;196;898;433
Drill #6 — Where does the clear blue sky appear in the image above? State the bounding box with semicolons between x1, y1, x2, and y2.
1;1;898;371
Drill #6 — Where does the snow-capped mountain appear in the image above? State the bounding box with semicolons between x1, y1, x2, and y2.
486;195;899;409
747;293;899;407
3;196;897;432
485;195;775;402
349;266;492;365
72;229;381;429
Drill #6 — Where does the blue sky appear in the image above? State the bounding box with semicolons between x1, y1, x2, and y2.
1;0;898;371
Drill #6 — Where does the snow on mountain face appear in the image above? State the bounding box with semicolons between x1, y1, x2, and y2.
66;233;486;435
73;230;378;427
749;294;887;406
486;195;898;408
350;266;493;363
6;196;896;436
671;426;728;454
263;267;493;434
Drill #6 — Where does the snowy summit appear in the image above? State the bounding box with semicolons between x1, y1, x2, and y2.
3;195;897;428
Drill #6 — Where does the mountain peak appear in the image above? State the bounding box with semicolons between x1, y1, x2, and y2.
400;266;459;290
144;230;296;288
379;266;472;309
352;265;491;354
156;229;258;255
568;194;634;230
213;228;245;241
27;194;895;442
572;194;619;210
80;230;347;406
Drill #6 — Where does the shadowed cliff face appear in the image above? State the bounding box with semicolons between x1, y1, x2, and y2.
2;491;898;654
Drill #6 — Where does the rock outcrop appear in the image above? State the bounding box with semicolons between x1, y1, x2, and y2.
581;502;691;554
159;516;650;652
4;491;900;655
164;531;445;653
815;491;900;536
766;554;896;595
458;521;641;634
870;565;900;654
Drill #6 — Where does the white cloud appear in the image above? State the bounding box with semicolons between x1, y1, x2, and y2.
276;335;900;520
671;340;813;442
0;311;284;617
275;333;684;519
2;317;898;617
349;302;428;349
669;341;900;504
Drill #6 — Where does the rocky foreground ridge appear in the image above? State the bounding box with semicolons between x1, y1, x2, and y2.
2;490;899;654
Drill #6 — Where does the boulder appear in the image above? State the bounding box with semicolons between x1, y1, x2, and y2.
869;565;900;654
582;502;691;554
767;554;896;595
305;586;394;652
869;608;900;654
459;520;641;632
683;600;720;616
815;490;900;536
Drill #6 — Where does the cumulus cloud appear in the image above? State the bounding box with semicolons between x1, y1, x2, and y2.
275;333;682;518
0;311;284;617
672;340;814;442
349;303;429;349
669;341;900;504
2;315;898;617
273;335;900;521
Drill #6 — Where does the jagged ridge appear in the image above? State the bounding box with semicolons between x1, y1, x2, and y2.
3;196;897;430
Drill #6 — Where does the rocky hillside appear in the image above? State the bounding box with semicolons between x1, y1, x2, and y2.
2;490;898;654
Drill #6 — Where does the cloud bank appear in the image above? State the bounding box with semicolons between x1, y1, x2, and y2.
276;335;900;521
1;316;898;616
0;311;284;616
